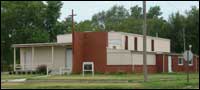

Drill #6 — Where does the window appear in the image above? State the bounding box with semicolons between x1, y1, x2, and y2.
125;36;128;50
134;37;137;51
151;39;154;51
189;60;193;66
109;39;121;45
178;57;183;65
108;39;121;49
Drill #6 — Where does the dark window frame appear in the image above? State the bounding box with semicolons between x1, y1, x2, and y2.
151;39;154;51
134;37;137;51
125;36;128;50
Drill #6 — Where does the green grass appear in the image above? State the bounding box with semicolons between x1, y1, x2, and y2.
1;74;41;80
1;73;199;89
2;79;199;89
28;72;199;82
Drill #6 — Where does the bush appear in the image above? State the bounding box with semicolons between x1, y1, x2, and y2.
13;71;16;75
36;65;47;74
32;71;36;74
9;71;13;75
22;71;26;75
18;71;21;75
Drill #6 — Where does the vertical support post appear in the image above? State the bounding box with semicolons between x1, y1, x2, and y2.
92;63;94;77
31;47;34;74
143;1;148;82
82;63;84;77
51;46;54;65
14;47;16;71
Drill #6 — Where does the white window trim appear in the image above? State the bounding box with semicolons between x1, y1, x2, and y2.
178;57;184;66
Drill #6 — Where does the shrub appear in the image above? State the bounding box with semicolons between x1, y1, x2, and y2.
36;65;47;74
9;71;13;75
18;71;21;75
13;71;16;75
27;71;31;74
22;71;26;75
32;71;36;74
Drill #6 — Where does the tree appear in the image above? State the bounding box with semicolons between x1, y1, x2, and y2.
168;12;186;53
91;5;129;31
44;1;63;42
130;5;142;19
184;6;199;54
1;1;48;65
147;6;162;19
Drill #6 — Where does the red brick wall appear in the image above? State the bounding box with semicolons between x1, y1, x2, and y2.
105;65;157;73
134;65;157;73
73;32;84;73
171;55;199;73
164;55;168;72
73;32;108;73
156;54;163;73
105;65;133;73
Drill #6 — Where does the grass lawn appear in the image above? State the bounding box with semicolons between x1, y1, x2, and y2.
28;72;199;81
1;74;41;80
1;73;199;89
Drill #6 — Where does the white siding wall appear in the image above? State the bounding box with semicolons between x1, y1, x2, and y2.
108;32;170;53
57;34;72;43
108;32;122;49
107;50;132;65
20;46;67;70
107;49;156;65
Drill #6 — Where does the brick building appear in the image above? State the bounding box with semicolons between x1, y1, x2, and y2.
12;31;199;74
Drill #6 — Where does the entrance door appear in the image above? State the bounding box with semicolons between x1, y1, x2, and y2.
168;56;172;72
24;48;32;70
66;48;72;74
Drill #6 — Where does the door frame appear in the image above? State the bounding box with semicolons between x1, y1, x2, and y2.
66;48;72;74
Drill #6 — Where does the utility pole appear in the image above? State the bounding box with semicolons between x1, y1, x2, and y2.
183;28;186;51
143;1;148;82
69;9;76;61
69;9;76;33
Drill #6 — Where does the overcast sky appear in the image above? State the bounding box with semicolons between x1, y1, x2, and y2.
58;1;199;23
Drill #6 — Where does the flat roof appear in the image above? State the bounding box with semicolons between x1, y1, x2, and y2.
12;43;72;48
108;31;170;41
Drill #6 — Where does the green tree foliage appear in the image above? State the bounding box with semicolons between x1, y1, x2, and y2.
1;1;63;66
184;6;199;54
44;1;63;42
168;12;186;53
92;5;129;31
130;5;142;19
147;6;162;19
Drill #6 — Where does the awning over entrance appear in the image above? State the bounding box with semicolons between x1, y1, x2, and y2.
11;43;72;48
11;42;72;71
